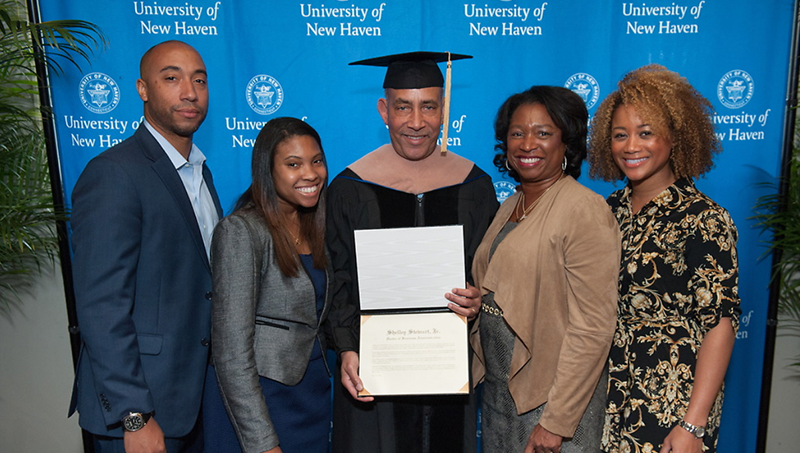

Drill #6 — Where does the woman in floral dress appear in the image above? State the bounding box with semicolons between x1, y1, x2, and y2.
588;64;741;453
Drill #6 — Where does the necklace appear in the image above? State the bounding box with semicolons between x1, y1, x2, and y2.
287;225;301;246
514;172;564;222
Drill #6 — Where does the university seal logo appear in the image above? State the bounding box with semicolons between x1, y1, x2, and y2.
717;70;754;109
246;75;284;115
494;180;516;204
79;72;120;114
564;73;600;109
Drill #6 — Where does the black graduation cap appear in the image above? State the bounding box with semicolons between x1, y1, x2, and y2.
350;51;473;153
349;51;472;89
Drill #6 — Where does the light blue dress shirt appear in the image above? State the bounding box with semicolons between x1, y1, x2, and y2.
144;120;219;258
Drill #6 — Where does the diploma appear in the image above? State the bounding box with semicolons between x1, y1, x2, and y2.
354;225;465;311
358;312;469;396
354;225;469;395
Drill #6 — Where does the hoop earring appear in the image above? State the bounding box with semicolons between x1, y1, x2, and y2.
562;155;567;171
505;159;512;172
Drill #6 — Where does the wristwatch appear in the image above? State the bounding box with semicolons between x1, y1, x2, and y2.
678;419;706;438
121;412;152;432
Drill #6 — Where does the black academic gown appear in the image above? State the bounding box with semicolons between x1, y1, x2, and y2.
326;165;499;453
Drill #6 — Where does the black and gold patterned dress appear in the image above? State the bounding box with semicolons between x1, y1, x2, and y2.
601;178;740;453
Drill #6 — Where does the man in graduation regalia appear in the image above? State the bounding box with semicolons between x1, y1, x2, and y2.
326;51;499;453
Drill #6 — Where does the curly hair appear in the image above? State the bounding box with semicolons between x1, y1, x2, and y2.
493;86;588;181
588;64;721;182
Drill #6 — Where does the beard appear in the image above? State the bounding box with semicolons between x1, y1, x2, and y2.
146;105;206;138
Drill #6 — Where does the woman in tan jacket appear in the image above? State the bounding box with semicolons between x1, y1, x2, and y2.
470;86;620;453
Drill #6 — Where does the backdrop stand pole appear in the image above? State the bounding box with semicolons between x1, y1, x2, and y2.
755;1;800;451
27;1;93;452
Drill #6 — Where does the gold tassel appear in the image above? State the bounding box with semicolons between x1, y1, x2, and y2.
441;52;452;154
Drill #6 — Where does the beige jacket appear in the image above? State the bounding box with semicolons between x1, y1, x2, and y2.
470;176;620;437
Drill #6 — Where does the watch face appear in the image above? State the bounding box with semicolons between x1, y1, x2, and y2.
679;420;705;438
123;414;145;432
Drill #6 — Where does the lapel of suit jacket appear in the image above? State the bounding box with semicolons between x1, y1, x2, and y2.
134;125;213;271
317;264;333;330
202;163;224;220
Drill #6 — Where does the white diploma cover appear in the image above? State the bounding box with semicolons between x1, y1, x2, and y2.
354;225;469;396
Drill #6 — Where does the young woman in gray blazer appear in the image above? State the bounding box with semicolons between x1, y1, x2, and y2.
203;117;332;453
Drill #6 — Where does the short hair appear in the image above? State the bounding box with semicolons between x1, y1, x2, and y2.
493;86;588;181
235;117;328;277
588;64;721;181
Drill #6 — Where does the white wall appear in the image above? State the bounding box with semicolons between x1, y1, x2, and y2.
0;264;83;452
766;330;800;452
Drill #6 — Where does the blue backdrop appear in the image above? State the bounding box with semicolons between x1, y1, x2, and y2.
40;1;796;452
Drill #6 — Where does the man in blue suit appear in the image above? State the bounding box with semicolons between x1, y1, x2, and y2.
68;40;222;453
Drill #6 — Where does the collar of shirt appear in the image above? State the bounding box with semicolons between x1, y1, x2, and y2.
143;120;207;169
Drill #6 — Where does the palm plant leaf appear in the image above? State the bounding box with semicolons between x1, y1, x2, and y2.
752;117;800;367
0;1;104;313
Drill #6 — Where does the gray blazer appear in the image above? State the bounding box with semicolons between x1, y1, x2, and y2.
210;209;332;453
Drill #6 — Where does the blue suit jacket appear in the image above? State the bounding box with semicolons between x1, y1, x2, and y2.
68;124;223;437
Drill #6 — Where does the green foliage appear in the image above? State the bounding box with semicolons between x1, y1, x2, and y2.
0;1;104;313
754;160;800;322
752;107;800;368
